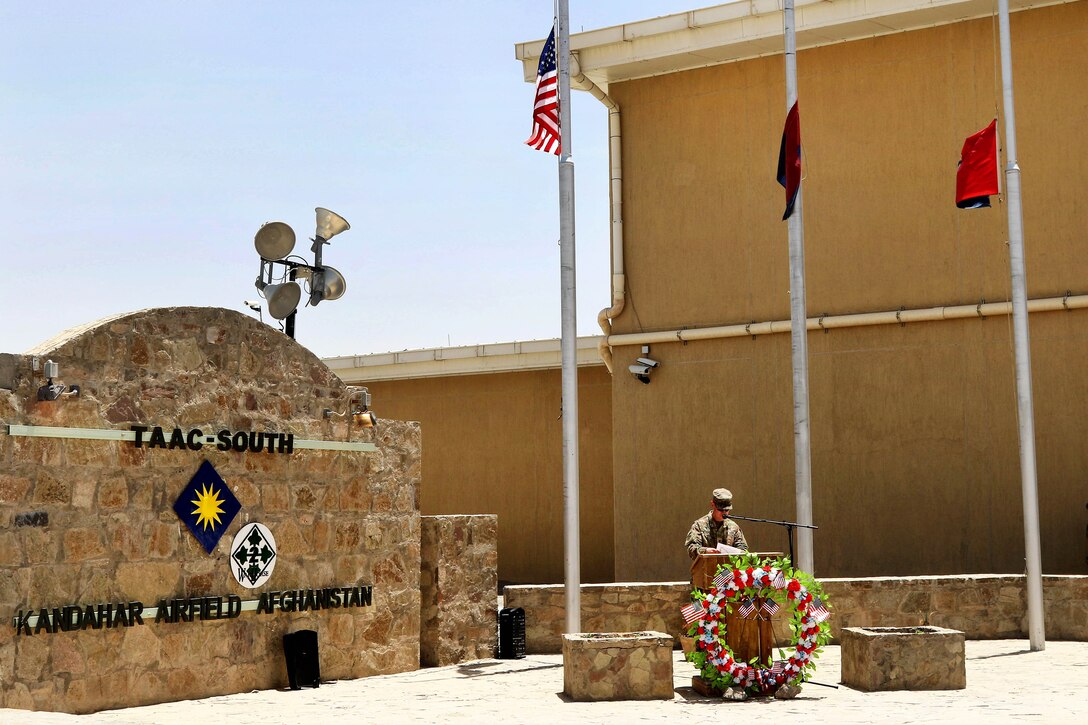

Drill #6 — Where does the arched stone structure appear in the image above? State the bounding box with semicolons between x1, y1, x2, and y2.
0;307;421;713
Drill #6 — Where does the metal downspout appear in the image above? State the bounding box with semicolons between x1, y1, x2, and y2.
570;54;625;373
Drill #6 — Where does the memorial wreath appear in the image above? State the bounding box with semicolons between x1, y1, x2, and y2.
682;554;832;694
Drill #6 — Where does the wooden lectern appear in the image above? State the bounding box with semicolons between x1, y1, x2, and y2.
690;552;783;667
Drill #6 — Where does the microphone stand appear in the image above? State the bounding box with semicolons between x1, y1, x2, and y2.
726;514;817;565
724;514;837;691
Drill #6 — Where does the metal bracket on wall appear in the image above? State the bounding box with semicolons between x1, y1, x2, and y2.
976;299;986;319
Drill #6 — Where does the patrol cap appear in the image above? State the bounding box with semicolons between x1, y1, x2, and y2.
712;488;733;507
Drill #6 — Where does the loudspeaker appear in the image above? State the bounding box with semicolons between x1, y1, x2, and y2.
498;607;526;659
321;265;347;301
264;281;301;319
314;207;350;241
282;630;320;689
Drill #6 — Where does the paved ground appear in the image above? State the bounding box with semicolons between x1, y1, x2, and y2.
5;639;1086;724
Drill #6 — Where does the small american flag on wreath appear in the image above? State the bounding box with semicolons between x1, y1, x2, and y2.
680;602;703;624
525;26;560;155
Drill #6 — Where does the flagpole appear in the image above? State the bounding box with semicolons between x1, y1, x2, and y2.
556;0;581;635
783;0;815;574
996;0;1045;651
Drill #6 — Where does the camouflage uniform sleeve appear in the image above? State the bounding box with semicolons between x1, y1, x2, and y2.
728;520;749;551
685;517;709;560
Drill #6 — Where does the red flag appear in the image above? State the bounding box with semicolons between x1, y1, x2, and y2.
776;102;801;220
956;120;999;209
525;28;560;155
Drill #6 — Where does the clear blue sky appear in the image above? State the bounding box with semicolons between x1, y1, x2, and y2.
0;1;701;358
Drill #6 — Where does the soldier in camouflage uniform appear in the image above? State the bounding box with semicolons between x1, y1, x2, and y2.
685;488;748;559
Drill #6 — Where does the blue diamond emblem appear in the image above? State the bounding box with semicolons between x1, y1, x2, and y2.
173;460;241;554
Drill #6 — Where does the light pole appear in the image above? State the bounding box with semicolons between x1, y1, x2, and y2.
251;207;350;339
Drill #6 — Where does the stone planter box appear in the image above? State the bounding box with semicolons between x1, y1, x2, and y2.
841;626;966;691
562;631;675;701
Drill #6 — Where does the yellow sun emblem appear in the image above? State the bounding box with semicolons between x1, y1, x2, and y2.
190;483;226;531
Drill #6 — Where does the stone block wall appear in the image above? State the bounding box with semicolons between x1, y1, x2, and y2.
505;574;1088;653
419;514;497;666
822;574;1088;640
0;308;422;713
506;583;690;654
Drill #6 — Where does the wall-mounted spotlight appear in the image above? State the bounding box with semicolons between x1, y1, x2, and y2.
628;345;659;385
252;208;352;339
323;388;378;428
36;359;80;401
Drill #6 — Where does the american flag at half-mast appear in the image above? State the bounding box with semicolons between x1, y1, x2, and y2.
525;26;560;155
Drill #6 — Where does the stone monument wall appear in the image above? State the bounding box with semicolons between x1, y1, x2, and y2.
505;574;1088;653
0;308;421;713
419;514;497;666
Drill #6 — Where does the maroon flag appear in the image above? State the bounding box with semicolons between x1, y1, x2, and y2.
956;119;999;208
776;102;801;220
525;27;560;155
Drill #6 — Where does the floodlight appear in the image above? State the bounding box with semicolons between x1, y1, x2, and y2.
314;208;350;242
264;282;302;319
254;221;297;260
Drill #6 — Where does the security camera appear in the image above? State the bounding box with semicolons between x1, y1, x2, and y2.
629;364;653;376
635;357;659;368
244;300;262;312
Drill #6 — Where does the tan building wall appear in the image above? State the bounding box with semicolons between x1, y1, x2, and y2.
607;4;1088;581
365;366;614;584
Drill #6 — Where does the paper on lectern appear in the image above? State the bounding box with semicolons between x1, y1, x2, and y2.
716;544;745;554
